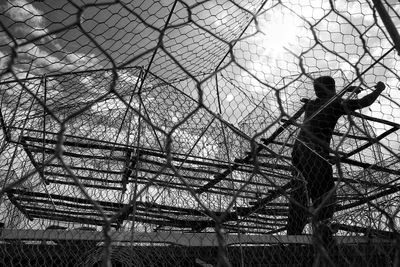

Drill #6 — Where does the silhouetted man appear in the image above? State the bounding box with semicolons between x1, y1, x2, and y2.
287;76;386;245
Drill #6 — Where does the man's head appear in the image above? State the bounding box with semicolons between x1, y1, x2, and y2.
314;76;335;99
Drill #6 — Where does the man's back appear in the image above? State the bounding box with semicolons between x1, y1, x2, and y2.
294;98;344;156
294;80;386;156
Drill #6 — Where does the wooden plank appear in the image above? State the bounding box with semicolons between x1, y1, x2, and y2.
43;161;285;189
337;183;400;211
42;168;278;200
23;135;129;152
332;223;399;238
352;111;400;128
46;179;123;190
337;157;400;176
10;189;235;219
0;229;392;246
279;118;373;141
23;135;243;171
0;108;10;141
340;126;399;160
28;144;274;177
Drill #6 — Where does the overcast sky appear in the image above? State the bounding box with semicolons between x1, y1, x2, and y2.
2;0;400;233
1;0;400;157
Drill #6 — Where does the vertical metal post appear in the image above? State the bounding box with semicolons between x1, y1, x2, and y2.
42;75;47;177
129;76;144;234
372;0;400;55
0;108;10;142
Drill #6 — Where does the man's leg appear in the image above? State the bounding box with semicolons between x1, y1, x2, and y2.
309;161;336;248
287;173;309;235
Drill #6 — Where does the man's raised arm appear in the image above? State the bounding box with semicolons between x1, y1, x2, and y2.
343;81;386;111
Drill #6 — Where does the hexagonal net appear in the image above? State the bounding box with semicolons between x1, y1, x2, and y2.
0;0;400;266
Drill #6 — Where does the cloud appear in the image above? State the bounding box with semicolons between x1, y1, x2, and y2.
0;0;105;76
1;0;48;39
64;52;103;72
7;42;101;77
0;31;12;46
0;50;11;74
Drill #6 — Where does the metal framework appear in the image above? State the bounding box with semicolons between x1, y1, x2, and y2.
1;68;399;236
1;0;400;266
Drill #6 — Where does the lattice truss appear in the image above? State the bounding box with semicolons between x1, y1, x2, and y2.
1;0;400;266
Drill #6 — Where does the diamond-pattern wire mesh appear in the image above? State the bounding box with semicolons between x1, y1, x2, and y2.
0;0;400;266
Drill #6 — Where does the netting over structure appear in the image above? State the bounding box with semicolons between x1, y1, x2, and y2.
1;0;400;266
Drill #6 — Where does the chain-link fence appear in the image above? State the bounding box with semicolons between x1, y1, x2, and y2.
1;0;400;266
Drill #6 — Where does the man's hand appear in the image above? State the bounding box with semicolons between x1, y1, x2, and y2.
347;86;362;94
375;81;386;91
